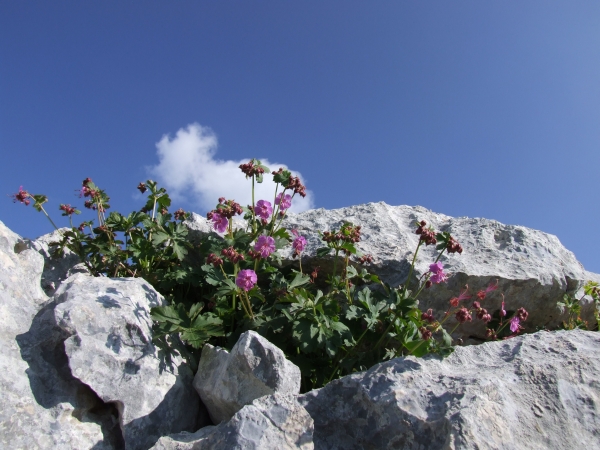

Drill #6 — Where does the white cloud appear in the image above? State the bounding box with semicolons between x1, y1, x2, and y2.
148;123;315;214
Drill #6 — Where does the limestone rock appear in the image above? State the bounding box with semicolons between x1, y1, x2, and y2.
53;274;202;450
0;220;112;449
193;330;301;424
151;393;314;450
298;329;600;450
280;202;599;338
19;227;90;296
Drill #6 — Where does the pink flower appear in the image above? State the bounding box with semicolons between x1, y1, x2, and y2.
509;316;521;333
211;213;229;233
255;200;272;219
292;234;307;257
275;193;292;211
254;235;276;258
429;262;447;284
236;269;257;291
429;262;443;274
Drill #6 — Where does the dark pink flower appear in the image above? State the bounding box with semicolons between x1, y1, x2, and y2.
10;186;31;205
212;213;229;233
236;269;257;291
206;253;223;267
254;235;276;258
477;280;499;300
255;200;272;219
500;300;507;317
455;307;472;323
516;307;528;322
275;193;292;211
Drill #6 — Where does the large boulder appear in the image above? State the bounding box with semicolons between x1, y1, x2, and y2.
193;330;301;424
0;220;112;449
151;393;314;450
298;329;600;449
279;202;599;338
19;227;89;296
52;273;203;450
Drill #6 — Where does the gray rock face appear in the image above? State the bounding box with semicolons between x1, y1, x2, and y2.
278;202;598;338
18;227;90;296
0;220;111;449
298;329;600;450
193;331;301;424
53;274;202;450
151;393;314;450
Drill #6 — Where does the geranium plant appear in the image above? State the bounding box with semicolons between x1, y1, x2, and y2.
11;160;530;391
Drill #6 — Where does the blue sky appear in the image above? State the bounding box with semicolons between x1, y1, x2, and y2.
1;1;599;272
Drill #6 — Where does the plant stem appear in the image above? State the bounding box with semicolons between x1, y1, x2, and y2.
39;206;61;233
251;176;256;234
403;241;423;296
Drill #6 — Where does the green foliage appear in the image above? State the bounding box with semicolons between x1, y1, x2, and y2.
558;281;600;331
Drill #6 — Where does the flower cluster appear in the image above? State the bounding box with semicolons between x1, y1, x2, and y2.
207;198;243;233
211;198;243;219
59;204;77;216
357;254;373;265
174;208;186;221
206;253;223;267
11;186;31;205
446;237;463;254
221;247;245;264
79;178;97;199
287;175;307;197
239;160;265;178
322;224;361;244
415;221;436;246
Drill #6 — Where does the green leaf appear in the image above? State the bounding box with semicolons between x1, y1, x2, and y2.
202;265;225;286
172;241;188;261
189;303;204;320
288;272;311;290
441;328;453;347
151;305;185;325
404;340;429;357
340;242;357;254
345;265;358;279
316;247;332;257
273;169;292;185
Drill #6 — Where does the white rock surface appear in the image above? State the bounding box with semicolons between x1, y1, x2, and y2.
0;220;112;449
19;227;90;296
299;329;600;450
193;331;301;424
53;273;202;450
151;393;314;450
